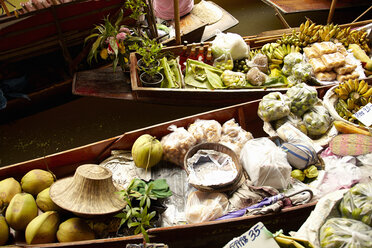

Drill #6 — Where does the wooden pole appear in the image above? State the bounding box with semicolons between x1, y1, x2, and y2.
352;5;372;23
0;0;11;16
327;0;338;24
174;0;181;45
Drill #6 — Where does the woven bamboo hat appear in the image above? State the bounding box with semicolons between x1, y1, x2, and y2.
50;164;126;217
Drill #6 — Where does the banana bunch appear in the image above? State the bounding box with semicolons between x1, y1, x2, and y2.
259;43;300;67
276;30;301;47
334;79;372;124
336;27;370;53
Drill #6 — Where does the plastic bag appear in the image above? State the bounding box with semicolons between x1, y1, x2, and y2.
185;190;229;223
240;137;292;190
161;125;197;166
219;119;253;156
303;104;333;137
211;31;249;60
286;83;319;117
220;70;248;88
187;119;222;143
186;149;238;187
246;67;268;86
257;92;291;122
274;112;308;135
282;52;303;76
339;181;372;226
213;53;234;71
320;218;372;248
246;53;268;73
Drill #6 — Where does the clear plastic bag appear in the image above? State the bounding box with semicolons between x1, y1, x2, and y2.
240;137;292;190
286;82;319;117
185;190;229;223
246;53;268;73
219;119;253;156
220;70;248;88
187;119;222;143
161;125;197;166
213;53;234;71
246;67;268;86
257;92;291;122
274;112;308;135
339;181;372;226
211;31;249;60
282;52;303;76
320;218;372;248
303;104;333;137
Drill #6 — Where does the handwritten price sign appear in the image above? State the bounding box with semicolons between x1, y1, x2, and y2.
223;222;280;248
353;103;372;127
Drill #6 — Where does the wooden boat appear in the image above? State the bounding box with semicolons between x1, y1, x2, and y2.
0;98;326;248
73;20;372;107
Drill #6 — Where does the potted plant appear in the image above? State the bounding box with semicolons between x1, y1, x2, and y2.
134;37;164;87
85;10;143;72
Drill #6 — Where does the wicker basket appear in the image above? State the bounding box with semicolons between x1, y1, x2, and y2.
184;142;243;193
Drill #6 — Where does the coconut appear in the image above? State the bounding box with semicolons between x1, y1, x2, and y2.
21;169;55;196
36;188;61;212
25;211;60;244
131;134;163;169
0;177;22;205
5;193;38;231
57;218;95;242
0;216;9;246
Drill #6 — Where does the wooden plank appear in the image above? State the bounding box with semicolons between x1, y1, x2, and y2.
72;66;135;100
261;0;371;14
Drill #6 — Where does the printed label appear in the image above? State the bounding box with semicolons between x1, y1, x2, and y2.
353;103;372;127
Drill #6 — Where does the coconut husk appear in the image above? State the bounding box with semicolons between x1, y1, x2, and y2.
49;164;126;217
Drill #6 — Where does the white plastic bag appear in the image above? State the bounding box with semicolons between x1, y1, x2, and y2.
211;31;249;60
185;190;229;223
219;119;253;156
187;119;222;143
161;125;197;166
240;137;291;190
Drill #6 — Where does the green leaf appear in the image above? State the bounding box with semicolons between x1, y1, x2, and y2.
134;225;141;235
141;226;150;243
91;36;103;57
128;222;140;228
205;69;225;89
115;10;124;28
84;33;99;43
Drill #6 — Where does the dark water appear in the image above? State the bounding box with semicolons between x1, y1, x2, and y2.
0;0;370;167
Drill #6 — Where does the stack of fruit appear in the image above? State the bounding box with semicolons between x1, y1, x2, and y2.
333;79;372;124
0;169;96;245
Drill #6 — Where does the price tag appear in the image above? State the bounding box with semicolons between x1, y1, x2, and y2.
223;222;280;248
353;103;372;127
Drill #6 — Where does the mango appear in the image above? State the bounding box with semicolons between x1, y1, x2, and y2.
349;44;372;71
57;218;95;242
132;134;163;169
36;188;61;212
25;211;59;244
0;177;22;205
21;169;55;196
0;215;9;245
5;193;38;231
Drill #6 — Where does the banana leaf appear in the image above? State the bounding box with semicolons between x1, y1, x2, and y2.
160;57;182;88
185;59;224;89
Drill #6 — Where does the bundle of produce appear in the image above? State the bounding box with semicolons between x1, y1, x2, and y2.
303;105;333;137
184;59;224;89
319;218;372;248
160;57;183;88
210;32;249;60
333;79;372;125
339;181;372;226
257;92;291;122
220;70;248;88
255;42;300;70
286;83;319;117
187;119;222;143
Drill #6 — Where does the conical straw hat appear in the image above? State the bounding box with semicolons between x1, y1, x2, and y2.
50;164;126;217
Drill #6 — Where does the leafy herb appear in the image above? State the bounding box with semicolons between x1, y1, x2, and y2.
115;178;172;243
134;37;164;77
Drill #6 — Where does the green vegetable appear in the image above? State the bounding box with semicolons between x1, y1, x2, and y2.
160;57;181;88
184;59;224;89
291;169;305;181
286;83;318;117
303;165;318;179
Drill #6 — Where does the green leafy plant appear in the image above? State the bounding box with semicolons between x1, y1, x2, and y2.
134;37;164;78
85;10;142;71
125;0;147;21
115;178;171;243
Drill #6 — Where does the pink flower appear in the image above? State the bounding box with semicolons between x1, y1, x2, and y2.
105;36;114;44
119;27;130;34
116;32;127;41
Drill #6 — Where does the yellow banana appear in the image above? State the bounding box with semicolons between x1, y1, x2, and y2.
362;87;372;98
357;80;366;92
359;81;369;95
300;23;305;32
347;98;355;110
343;81;352;93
